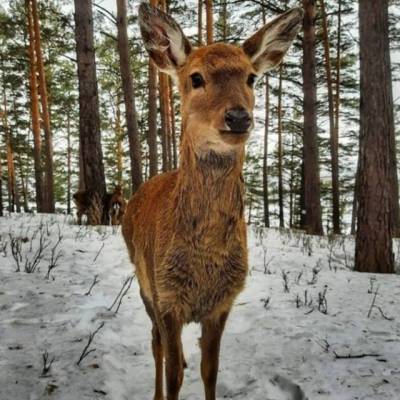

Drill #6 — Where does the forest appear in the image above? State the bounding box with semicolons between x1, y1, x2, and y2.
1;1;400;399
0;0;399;269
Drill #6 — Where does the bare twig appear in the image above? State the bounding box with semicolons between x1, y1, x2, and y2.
108;275;134;311
45;237;63;279
85;275;100;296
9;234;22;272
76;322;105;366
41;350;55;377
114;275;134;314
281;270;290;293
367;286;379;318
92;243;105;264
260;297;271;310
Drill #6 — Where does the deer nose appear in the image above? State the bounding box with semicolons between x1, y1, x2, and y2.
224;108;252;133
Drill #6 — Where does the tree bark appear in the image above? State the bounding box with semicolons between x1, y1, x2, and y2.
31;0;55;213
115;94;123;186
74;0;107;217
302;0;323;235
205;0;213;44
263;75;270;228
156;0;170;172
319;0;340;234
198;0;203;46
0;157;3;217
26;0;44;213
169;77;178;169
277;66;284;228
355;0;394;273
66;109;72;215
148;60;158;177
147;0;159;178
116;0;143;193
289;133;295;228
159;74;168;172
2;81;20;212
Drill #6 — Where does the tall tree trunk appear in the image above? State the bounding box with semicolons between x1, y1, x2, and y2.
261;6;269;228
169;77;178;169
74;0;107;222
2;82;19;212
116;0;143;193
159;73;169;172
198;0;203;45
277;66;284;228
115;95;123;186
302;0;323;235
16;151;29;212
289;132;295;228
0;158;3;217
157;0;170;172
355;0;394;273
205;0;213;44
220;0;228;41
66;109;72;215
26;0;44;213
147;1;158;178
165;79;172;170
31;0;55;213
263;75;270;228
334;0;341;152
319;0;340;234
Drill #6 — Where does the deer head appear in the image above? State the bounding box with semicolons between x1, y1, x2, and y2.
139;3;303;157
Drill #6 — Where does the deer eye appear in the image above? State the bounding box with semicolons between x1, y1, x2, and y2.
247;73;257;87
191;72;205;89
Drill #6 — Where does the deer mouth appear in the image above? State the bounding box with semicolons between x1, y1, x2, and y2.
219;130;250;145
219;129;249;136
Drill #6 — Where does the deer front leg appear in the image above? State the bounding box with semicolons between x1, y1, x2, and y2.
200;311;229;400
161;312;184;400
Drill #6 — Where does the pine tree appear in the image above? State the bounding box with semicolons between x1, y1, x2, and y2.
355;0;394;273
116;0;142;193
302;0;323;235
74;0;107;223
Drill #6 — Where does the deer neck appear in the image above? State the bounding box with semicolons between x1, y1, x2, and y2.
174;138;245;230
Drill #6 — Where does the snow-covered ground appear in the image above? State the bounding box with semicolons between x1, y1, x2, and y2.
1;214;400;400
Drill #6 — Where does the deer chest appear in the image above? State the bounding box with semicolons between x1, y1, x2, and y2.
156;243;248;322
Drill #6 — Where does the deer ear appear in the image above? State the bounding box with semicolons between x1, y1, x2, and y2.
138;3;192;77
242;8;303;74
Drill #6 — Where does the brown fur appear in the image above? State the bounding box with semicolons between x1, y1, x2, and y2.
123;4;302;399
109;185;127;225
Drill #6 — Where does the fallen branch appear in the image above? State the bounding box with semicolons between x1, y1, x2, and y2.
333;351;381;360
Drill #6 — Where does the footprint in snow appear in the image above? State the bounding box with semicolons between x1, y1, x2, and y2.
270;374;308;400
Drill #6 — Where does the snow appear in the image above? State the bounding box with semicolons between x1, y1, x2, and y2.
1;214;400;400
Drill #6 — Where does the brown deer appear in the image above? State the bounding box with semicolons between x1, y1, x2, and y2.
109;185;127;225
122;4;302;399
73;185;126;225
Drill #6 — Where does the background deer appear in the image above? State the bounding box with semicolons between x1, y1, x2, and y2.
74;185;126;225
122;4;302;399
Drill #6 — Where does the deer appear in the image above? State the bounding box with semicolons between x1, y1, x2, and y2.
109;185;127;225
122;3;302;400
73;185;126;225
